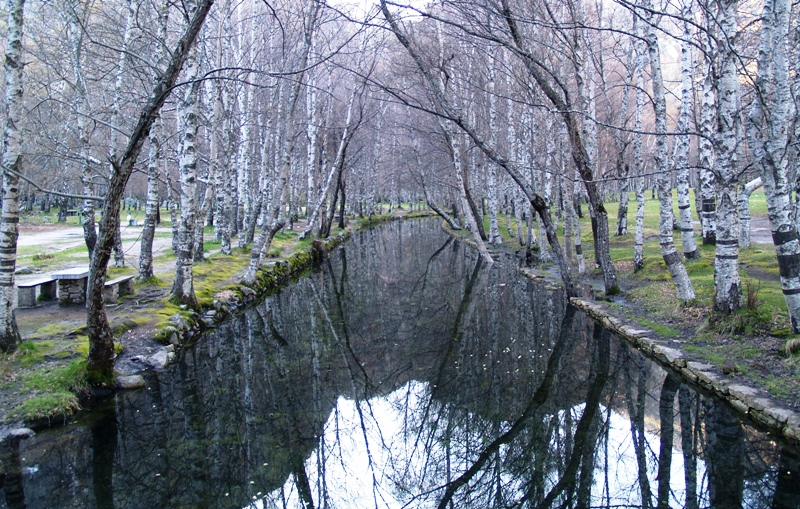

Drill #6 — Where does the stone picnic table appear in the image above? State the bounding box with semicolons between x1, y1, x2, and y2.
51;267;90;305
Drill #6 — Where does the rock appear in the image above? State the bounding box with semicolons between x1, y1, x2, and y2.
1;428;34;446
240;286;256;298
116;375;146;390
147;349;175;369
168;332;180;346
14;266;34;275
728;384;759;400
767;406;796;424
168;314;189;331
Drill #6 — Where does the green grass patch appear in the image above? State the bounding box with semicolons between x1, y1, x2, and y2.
638;319;681;338
12;392;80;422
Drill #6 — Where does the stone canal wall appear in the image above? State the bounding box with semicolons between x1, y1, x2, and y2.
566;295;800;447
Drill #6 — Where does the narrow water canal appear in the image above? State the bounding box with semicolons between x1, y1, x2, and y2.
2;220;799;508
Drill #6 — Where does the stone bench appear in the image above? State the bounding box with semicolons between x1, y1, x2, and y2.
16;277;57;308
51;267;90;305
104;275;135;304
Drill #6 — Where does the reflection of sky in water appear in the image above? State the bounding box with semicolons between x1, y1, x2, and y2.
245;381;737;509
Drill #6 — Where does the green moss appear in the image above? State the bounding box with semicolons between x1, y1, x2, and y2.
12;392;80;422
21;358;87;394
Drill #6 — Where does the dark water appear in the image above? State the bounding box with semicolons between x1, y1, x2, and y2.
2;219;799;509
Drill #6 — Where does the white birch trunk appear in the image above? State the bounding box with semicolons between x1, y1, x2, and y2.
634;180;646;271
0;0;25;352
633;16;646;272
698;27;718;245
747;0;800;330
738;177;762;249
644;0;695;301
572;169;585;274
138;118;160;280
170;19;200;306
674;5;699;259
486;54;502;246
212;0;233;255
108;0;135;269
305;35;319;219
138;0;169;279
713;0;743;314
67;1;96;258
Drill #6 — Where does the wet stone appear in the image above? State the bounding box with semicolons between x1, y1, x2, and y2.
116;375;146;390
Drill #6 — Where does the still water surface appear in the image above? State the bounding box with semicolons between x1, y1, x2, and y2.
2;219;799;508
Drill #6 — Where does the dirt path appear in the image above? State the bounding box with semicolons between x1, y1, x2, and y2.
749;216;774;245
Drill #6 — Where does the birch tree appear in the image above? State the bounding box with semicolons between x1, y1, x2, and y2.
380;1;581;291
747;0;800;330
0;0;26;353
711;0;743;314
138;0;170;281
67;0;97;258
642;0;695;302
169;0;203;307
86;0;215;382
738;177;762;249
673;0;699;260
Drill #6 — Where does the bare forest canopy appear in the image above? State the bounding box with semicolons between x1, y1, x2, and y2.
1;0;800;372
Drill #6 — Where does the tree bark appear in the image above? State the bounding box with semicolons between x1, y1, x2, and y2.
170;18;201;307
713;0;743;314
0;0;26;353
644;2;695;301
738;177;762;249
674;7;699;259
747;0;800;331
86;0;215;382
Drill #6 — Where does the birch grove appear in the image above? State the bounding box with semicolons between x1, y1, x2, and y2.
3;0;800;362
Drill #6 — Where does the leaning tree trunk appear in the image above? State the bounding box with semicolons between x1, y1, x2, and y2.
87;0;215;382
447;126;493;265
499;0;617;294
644;6;695;301
0;0;26;353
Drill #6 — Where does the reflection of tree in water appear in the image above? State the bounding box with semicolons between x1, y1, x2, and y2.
2;220;798;509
